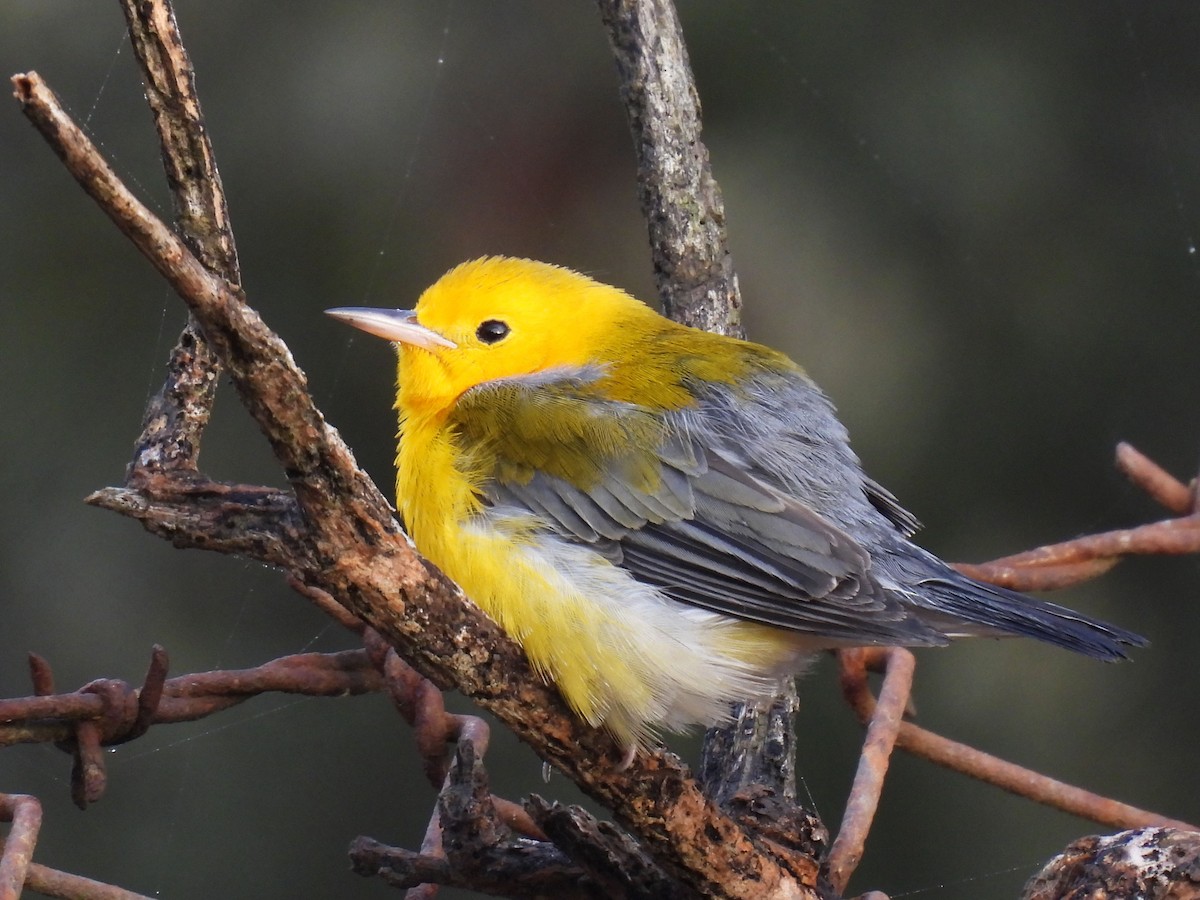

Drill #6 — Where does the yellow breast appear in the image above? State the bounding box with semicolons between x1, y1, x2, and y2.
397;404;800;748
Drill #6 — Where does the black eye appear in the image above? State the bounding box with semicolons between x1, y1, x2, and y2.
476;319;510;344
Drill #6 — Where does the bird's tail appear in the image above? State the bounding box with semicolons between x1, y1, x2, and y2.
914;574;1148;661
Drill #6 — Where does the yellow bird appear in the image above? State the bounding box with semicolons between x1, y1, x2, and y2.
328;257;1144;750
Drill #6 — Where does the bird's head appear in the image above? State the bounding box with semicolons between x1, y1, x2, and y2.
328;257;661;417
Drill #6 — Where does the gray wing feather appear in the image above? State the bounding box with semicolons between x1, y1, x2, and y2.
466;366;1144;659
470;370;945;646
864;476;923;536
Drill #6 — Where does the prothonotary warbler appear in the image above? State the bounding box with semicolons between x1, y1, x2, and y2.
328;257;1146;750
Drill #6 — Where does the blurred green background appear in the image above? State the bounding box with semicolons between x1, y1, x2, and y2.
4;3;1199;898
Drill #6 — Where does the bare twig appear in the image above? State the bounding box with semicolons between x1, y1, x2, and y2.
352;744;610;900
118;0;239;279
352;832;594;900
698;694;799;809
529;797;692;899
117;0;233;478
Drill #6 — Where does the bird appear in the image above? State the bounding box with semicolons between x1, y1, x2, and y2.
328;256;1146;751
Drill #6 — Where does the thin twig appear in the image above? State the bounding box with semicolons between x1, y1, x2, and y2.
118;0;232;478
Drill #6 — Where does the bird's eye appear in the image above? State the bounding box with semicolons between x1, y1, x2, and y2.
476;319;510;344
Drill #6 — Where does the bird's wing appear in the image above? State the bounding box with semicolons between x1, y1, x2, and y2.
450;368;945;647
863;476;923;537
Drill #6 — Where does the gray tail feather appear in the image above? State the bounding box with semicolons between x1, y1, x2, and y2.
917;576;1148;661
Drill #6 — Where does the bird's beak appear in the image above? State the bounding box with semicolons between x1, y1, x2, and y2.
325;307;457;350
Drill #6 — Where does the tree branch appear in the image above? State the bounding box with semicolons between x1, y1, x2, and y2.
597;0;802;815
13;61;820;900
116;0;232;477
597;0;742;337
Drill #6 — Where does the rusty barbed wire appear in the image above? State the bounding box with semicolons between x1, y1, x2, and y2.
283;581;555;898
4;442;1198;898
0;793;157;900
823;444;1200;892
826;648;915;895
291;579;546;842
0;794;40;900
1;646;384;808
294;581;687;897
838;647;1198;834
826;643;1198;895
0;632;543;900
957;442;1200;590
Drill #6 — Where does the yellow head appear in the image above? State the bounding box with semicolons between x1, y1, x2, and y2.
328;256;797;426
329;257;665;417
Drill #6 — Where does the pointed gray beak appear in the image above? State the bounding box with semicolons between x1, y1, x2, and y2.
326;307;457;350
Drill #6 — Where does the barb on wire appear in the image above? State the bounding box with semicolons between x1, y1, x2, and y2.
1115;442;1196;513
0;646;384;809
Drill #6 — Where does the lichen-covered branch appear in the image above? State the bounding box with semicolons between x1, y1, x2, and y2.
597;0;742;337
597;0;803;816
115;0;232;477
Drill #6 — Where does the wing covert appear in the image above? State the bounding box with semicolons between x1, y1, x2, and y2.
451;368;944;646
